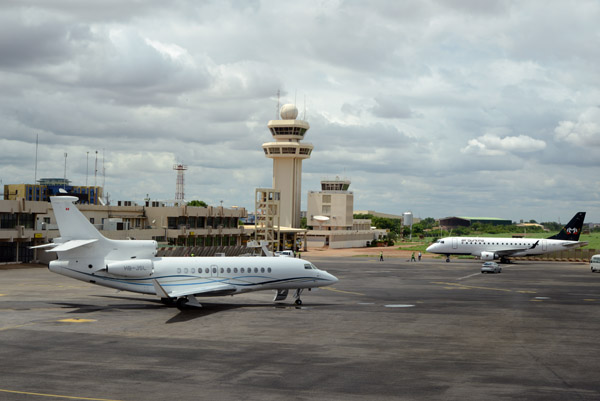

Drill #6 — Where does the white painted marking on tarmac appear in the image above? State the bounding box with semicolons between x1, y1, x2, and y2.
385;304;415;308
534;297;550;300
457;273;480;280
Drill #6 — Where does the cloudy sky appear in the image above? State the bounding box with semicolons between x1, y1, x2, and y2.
1;0;599;223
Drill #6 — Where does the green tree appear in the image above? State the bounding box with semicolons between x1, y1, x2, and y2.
187;200;208;207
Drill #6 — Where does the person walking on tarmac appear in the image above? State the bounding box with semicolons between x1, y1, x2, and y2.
418;251;422;261
379;251;384;262
411;252;416;262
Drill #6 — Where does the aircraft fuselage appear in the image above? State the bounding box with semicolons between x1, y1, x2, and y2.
426;237;583;260
49;256;336;296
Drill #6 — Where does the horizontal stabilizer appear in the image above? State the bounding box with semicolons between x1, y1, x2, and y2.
30;243;59;249
50;239;99;252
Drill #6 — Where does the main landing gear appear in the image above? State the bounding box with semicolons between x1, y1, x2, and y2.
170;295;202;310
274;288;307;305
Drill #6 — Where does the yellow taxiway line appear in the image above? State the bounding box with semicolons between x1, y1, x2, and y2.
0;388;123;401
432;281;526;293
321;287;365;296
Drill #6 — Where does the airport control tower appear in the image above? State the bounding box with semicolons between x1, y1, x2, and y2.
262;104;313;228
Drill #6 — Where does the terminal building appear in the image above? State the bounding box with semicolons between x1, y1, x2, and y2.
0;194;248;264
306;178;386;248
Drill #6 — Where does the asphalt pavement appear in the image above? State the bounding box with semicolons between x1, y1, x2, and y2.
1;258;599;401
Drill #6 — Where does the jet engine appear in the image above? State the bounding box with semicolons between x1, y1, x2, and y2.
105;259;154;278
480;251;497;261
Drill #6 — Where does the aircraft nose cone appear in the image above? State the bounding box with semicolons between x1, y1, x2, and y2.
325;271;338;284
426;244;434;252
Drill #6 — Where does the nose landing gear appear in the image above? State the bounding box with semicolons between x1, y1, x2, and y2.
293;288;304;305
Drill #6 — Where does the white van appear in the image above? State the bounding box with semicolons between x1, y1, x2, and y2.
275;250;295;257
591;255;600;273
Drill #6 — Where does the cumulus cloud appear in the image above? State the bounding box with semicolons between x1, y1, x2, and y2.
554;107;600;147
1;0;599;221
370;97;412;119
462;134;546;156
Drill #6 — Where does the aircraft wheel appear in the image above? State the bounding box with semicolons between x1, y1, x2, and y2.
176;297;189;310
160;297;176;306
295;299;302;306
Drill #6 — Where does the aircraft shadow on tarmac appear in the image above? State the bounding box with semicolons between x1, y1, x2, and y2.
164;302;333;324
51;295;332;324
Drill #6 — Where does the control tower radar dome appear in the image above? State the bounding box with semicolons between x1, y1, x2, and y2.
280;104;298;120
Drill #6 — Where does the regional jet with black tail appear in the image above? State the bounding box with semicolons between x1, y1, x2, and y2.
426;212;586;263
35;196;338;309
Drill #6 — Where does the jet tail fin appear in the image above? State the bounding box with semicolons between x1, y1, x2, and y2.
50;196;106;241
547;212;586;241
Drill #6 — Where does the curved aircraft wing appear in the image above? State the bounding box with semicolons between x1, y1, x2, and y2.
152;279;236;299
493;248;528;257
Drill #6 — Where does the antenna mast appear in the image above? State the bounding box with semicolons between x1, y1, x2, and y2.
303;95;307;120
34;134;38;184
102;149;105;193
86;151;89;186
94;150;98;187
276;89;280;118
173;163;188;206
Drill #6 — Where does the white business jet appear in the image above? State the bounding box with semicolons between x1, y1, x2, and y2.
426;212;586;263
35;196;338;309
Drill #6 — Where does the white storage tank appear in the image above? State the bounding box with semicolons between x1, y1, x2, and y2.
403;212;413;227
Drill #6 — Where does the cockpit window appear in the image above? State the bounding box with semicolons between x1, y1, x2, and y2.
304;263;314;270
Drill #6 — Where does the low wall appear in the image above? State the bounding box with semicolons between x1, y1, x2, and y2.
515;248;598;262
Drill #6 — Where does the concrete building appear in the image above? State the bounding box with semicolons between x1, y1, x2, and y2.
0;199;48;263
0;198;248;264
354;210;410;222
439;216;512;229
4;178;102;205
262;104;313;229
306;178;386;249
